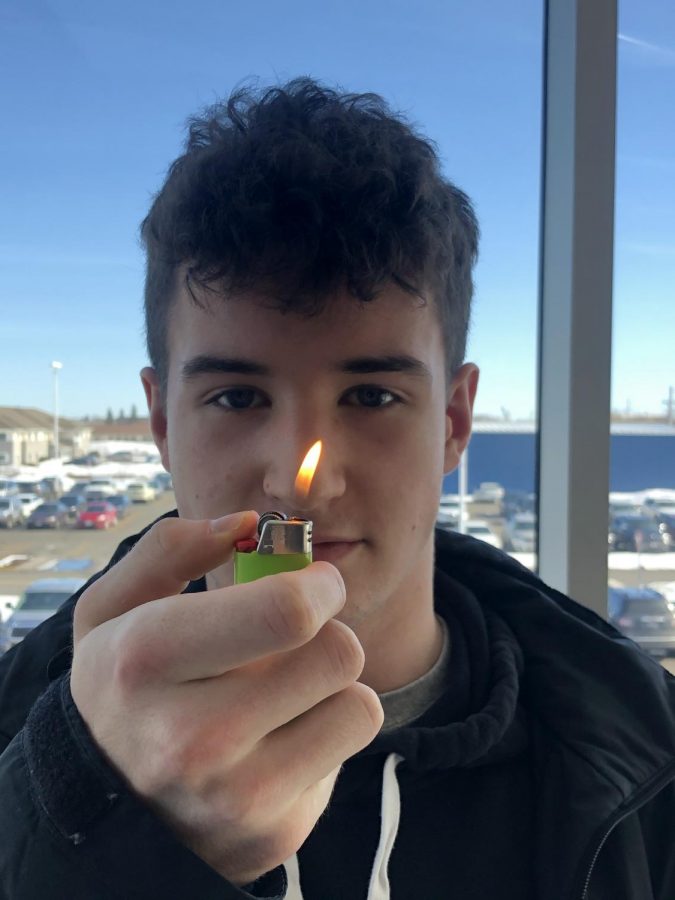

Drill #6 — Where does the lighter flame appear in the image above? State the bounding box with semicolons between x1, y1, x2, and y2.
294;440;322;499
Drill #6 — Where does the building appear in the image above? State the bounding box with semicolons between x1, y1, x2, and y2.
0;408;91;467
89;418;152;442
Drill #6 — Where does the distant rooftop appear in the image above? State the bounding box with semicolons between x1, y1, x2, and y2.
0;407;86;431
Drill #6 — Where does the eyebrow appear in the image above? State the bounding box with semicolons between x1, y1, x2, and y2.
338;355;431;378
181;353;431;381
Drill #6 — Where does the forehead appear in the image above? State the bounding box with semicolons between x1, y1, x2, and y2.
167;283;444;373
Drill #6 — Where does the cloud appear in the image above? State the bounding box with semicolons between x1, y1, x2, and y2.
618;32;675;66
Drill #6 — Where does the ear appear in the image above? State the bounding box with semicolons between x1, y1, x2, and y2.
443;363;479;475
141;367;171;472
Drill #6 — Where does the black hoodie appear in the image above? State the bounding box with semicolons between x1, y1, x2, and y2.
1;520;674;900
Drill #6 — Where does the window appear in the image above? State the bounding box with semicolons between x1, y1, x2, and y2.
608;3;675;672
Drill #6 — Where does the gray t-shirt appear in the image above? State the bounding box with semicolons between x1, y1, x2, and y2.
379;616;451;732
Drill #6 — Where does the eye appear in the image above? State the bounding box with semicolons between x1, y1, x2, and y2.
342;385;401;408
208;388;267;410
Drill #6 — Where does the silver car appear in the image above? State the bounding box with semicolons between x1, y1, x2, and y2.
5;578;86;647
504;513;537;553
0;495;24;528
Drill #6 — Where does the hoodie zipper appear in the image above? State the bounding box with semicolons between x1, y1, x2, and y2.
578;763;675;899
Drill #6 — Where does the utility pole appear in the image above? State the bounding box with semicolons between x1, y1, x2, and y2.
51;361;63;459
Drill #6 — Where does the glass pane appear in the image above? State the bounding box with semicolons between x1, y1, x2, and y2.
610;3;675;673
0;2;542;613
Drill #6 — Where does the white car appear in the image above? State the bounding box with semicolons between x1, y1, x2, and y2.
5;579;86;647
437;494;470;529
464;520;503;550
127;481;157;503
504;513;537;552
17;493;41;517
84;479;118;499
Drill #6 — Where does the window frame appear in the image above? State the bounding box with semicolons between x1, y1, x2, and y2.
536;0;617;615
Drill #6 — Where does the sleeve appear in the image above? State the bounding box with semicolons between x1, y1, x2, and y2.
0;675;287;900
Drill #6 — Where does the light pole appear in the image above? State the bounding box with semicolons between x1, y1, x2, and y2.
458;445;469;534
51;361;63;459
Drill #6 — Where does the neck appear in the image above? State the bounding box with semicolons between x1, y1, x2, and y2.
356;545;444;695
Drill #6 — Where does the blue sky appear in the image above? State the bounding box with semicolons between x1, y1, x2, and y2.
0;0;672;420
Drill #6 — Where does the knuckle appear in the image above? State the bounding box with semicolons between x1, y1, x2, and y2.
111;617;160;693
221;772;267;828
264;576;320;644
318;622;364;685
344;683;384;734
150;516;184;559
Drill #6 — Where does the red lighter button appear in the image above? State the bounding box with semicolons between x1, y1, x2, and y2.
235;538;258;553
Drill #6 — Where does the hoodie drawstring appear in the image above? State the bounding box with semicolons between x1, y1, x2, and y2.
284;752;404;900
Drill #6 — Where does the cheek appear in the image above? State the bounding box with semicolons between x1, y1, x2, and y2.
168;424;249;519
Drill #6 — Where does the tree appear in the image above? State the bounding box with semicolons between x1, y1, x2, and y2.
118;408;125;421
106;408;114;423
130;403;138;420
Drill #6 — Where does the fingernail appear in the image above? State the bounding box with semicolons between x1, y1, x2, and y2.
209;512;246;534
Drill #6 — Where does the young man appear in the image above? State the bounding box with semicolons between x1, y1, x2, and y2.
1;79;674;900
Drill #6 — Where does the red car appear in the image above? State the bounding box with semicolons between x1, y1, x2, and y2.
76;501;118;530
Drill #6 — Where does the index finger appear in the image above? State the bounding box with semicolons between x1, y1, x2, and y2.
73;511;259;642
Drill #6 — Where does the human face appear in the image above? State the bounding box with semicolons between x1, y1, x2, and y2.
142;283;477;635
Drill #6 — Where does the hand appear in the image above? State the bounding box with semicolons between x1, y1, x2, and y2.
70;512;383;886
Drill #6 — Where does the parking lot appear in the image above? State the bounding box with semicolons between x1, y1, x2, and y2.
2;490;674;676
0;491;176;600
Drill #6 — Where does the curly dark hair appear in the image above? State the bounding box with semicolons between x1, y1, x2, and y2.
141;77;479;391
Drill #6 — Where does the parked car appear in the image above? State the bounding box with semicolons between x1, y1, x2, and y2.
503;513;536;553
0;618;11;655
26;502;70;529
436;494;470;530
464;520;503;550
0;479;18;496
608;586;675;658
68;482;90;497
649;581;675;604
85;490;109;502
0;495;24;528
39;476;71;499
14;480;45;497
17;492;42;518
148;475;167;494
127;481;157;503
59;493;89;523
107;494;132;519
153;472;173;491
84;479;118;499
68;452;101;465
502;490;536;520
1;595;20;623
76;501;118;530
608;515;671;553
4;578;86;648
654;511;675;542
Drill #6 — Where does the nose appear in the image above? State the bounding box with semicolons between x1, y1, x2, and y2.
262;427;346;513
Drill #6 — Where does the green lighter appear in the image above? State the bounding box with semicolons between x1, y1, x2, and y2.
234;511;313;584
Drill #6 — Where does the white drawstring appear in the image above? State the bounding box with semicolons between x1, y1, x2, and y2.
284;851;303;900
283;752;404;900
366;752;404;900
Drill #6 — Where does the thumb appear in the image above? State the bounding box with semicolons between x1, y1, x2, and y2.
73;510;259;643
